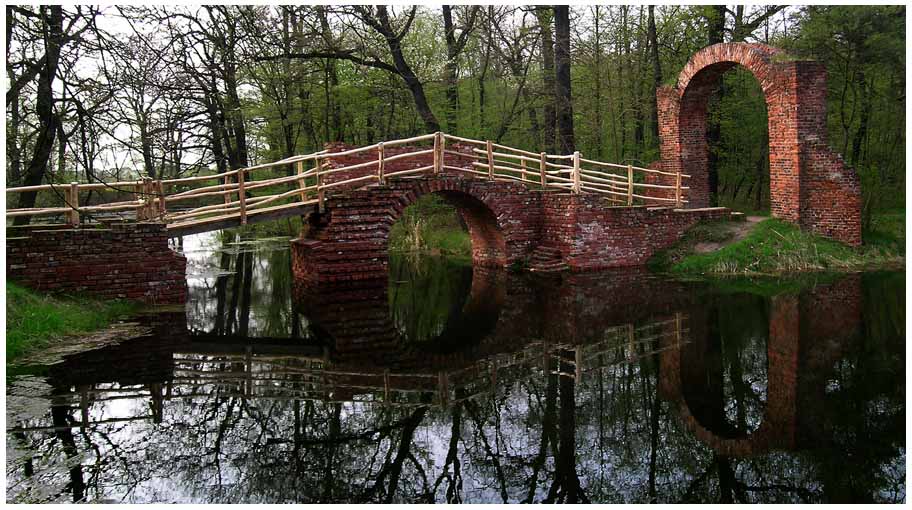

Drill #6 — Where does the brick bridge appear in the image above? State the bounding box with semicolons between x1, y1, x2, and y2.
6;42;862;301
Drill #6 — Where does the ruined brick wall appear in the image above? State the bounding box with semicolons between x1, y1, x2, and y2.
7;223;187;304
657;42;861;245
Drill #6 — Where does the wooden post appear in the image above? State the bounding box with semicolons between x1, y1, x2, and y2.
377;142;385;185
521;157;527;182
675;170;682;208
156;180;166;219
486;140;494;180
143;177;154;221
135;180;145;221
237;169;247;225
675;312;683;344
67;182;80;227
298;160;311;202
574;347;582;380
316;158;325;213
383;369;390;404
627;323;636;361
572;151;581;193
438;371;449;408
79;388;89;432
224;174;231;205
540;152;547;188
433;131;443;174
627;164;634;206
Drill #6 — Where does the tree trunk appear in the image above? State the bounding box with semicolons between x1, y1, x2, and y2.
376;7;440;133
442;5;460;133
536;7;556;153
15;6;63;226
705;6;726;205
592;6;603;158
648;5;662;143
317;7;343;141
553;6;575;154
851;70;870;167
478;6;492;135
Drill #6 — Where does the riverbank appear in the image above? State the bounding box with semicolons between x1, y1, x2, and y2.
6;283;139;362
651;211;904;276
389;194;472;257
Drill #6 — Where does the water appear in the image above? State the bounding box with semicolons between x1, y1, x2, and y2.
6;231;905;503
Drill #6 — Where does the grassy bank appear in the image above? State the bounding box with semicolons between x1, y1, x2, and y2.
652;211;904;276
6;283;139;362
389;194;472;258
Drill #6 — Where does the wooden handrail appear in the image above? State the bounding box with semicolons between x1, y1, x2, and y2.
5;131;690;225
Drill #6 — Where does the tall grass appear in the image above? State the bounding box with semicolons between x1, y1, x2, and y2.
6;283;138;362
653;212;904;276
389;194;472;257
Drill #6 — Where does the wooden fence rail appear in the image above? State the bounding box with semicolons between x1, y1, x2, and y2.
5;132;689;230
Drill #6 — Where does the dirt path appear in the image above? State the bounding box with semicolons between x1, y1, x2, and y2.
693;215;765;253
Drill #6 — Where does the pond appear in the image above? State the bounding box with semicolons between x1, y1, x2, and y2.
5;230;906;503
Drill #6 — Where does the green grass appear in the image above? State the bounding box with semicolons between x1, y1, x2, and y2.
652;211;904;276
6;283;139;362
389;194;472;257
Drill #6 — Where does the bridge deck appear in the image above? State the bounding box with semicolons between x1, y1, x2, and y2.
7;132;689;237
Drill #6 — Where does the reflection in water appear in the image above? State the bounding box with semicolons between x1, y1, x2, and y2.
5;233;905;504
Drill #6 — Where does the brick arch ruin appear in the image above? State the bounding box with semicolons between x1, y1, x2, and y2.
291;176;540;283
655;42;861;245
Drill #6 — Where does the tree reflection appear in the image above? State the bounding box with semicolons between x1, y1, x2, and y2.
5;247;905;504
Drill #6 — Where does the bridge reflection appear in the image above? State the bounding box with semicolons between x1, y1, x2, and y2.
8;268;902;503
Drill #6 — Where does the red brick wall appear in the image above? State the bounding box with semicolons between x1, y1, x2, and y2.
7;223;187;304
657;42;861;245
293;144;734;282
292;176;542;282
542;193;730;271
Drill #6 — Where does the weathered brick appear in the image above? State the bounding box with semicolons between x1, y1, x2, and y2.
7;223;187;304
652;42;861;246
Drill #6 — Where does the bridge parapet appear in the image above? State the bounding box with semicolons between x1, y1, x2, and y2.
7;223;187;304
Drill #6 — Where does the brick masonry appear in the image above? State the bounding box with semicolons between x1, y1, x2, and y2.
7;223;187;304
654;42;861;245
293;142;732;282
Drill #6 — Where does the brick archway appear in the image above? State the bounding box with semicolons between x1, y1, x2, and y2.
291;176;540;282
656;42;861;245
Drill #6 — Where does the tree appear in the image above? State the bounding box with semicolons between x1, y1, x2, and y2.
13;6;65;224
535;7;556;152
442;5;480;133
553;6;575;154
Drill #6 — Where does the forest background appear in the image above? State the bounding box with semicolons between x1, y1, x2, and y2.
5;5;905;225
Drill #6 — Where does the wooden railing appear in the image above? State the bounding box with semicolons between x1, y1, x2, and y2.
5;132;689;229
7;315;689;431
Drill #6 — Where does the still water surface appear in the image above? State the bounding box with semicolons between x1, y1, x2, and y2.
5;231;905;503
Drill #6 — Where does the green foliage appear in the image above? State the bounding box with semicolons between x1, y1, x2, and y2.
389;194;472;257
6;283;138;362
653;213;904;276
710;67;770;210
785;6;906;212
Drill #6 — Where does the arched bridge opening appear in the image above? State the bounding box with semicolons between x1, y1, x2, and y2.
291;176;540;283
